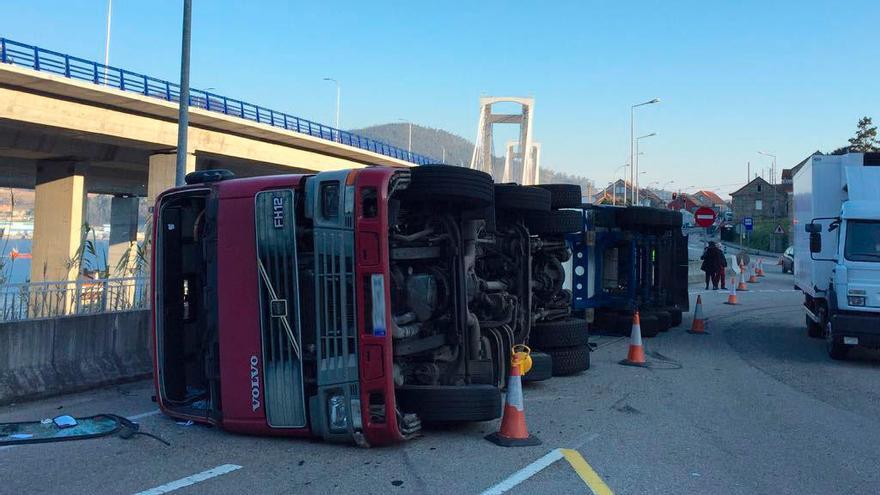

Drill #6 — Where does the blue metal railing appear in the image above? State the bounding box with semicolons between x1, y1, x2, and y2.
0;38;436;165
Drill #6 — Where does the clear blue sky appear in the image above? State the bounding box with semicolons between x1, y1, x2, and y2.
3;1;879;196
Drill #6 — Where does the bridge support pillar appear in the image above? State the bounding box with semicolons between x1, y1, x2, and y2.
109;195;140;276
147;152;195;205
30;161;87;283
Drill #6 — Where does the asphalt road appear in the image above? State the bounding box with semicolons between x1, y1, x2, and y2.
3;264;879;494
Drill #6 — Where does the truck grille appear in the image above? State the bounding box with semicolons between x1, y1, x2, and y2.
255;190;306;428
314;228;358;385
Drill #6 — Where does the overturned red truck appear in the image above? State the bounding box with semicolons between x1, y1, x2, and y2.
151;165;589;446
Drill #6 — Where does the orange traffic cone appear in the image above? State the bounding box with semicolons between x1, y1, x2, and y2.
737;265;748;291
619;312;648;367
748;263;759;283
756;259;766;277
486;353;541;447
688;295;709;334
724;277;738;305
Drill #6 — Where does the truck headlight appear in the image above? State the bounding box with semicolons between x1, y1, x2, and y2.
848;296;866;307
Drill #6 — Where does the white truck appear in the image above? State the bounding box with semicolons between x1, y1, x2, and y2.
793;152;880;359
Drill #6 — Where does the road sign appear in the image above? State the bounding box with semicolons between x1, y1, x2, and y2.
774;224;785;235
743;216;753;231
695;207;717;228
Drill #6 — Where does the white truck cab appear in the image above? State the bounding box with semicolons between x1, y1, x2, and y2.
794;153;880;359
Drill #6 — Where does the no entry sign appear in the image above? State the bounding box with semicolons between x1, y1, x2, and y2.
694;207;717;228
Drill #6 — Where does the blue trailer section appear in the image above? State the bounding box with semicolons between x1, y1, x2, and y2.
568;205;690;336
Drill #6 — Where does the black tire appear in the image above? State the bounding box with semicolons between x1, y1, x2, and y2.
667;308;683;327
639;314;660;338
494;184;551;212
650;311;672;332
531;317;589;348
828;341;848;360
591;207;617;228
536;184;582;209
522;351;553;383
395;385;501;422
404;165;494;208
617;207;681;229
594;310;640;336
806;315;823;339
524;209;583;235
546;345;590;376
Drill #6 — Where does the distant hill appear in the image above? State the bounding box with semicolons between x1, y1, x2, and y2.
350;123;595;194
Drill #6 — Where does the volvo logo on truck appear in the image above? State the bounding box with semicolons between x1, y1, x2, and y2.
250;355;261;411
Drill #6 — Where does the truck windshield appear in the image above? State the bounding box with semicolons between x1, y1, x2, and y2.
844;220;880;262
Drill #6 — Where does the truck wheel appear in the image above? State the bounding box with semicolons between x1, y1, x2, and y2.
591;311;619;335
638;314;660;338
547;345;590;375
617;207;681;229
667;308;683;327
522;351;553;383
404;165;494;208
535;184;582;209
494;184;551;212
531;317;589;348
806;315;823;339
827;341;849;360
650;311;672;332
395;385;502;423
824;318;849;360
524;210;582;235
591;207;617;228
609;313;632;335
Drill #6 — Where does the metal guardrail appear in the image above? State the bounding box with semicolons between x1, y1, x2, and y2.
0;277;148;322
0;37;436;165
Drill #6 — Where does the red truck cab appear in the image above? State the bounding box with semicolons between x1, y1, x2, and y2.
152;165;511;445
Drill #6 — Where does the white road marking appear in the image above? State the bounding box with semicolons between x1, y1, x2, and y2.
480;449;564;495
133;464;242;495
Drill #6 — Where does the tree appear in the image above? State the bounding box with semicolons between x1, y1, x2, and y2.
833;116;879;154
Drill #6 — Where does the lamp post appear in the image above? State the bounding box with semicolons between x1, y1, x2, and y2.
635;132;656;204
103;0;112;84
397;119;412;152
441;146;447;163
174;0;193;187
322;78;341;131
630;98;660;204
757;151;776;184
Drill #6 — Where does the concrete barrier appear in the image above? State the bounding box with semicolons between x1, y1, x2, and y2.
0;310;150;405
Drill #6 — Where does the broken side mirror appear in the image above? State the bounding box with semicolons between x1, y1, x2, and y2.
809;232;822;253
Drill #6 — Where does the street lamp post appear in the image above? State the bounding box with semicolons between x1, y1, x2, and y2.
757;151;777;184
441;146;447;163
630;98;660;204
635;132;656;204
174;0;193;187
323;78;341;131
103;0;112;84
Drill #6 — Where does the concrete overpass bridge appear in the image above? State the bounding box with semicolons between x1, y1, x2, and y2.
0;38;435;283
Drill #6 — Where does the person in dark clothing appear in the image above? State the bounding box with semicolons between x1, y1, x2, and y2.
700;242;725;290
